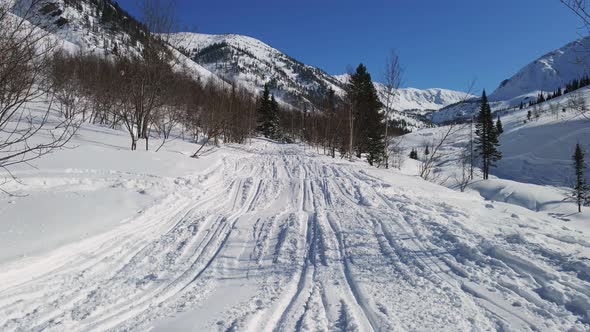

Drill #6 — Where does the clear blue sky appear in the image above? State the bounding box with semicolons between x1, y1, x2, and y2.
117;0;583;93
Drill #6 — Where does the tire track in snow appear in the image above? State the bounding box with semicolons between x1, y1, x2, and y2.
3;143;588;331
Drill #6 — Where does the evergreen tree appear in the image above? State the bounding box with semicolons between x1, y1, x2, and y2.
496;116;503;135
424;145;430;156
269;95;280;138
347;64;384;166
572;143;588;213
257;85;279;139
475;90;502;180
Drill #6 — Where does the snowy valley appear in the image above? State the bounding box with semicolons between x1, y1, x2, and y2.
0;0;590;332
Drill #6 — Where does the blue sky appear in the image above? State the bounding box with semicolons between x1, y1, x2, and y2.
117;0;583;93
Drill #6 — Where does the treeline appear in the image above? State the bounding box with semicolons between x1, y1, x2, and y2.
47;52;406;167
48;48;257;153
259;64;397;166
521;75;590;108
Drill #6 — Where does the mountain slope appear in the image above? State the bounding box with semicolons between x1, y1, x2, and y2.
375;85;473;112
12;0;217;81
433;36;590;124
167;32;345;109
490;36;590;102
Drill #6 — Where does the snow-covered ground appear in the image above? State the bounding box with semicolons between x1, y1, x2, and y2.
1;101;590;331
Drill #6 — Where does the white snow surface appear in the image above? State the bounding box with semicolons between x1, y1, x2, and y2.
1;102;590;331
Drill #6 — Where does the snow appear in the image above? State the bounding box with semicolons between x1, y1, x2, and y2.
1;99;589;331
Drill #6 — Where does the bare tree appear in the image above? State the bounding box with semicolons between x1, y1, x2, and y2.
454;147;472;192
569;89;590;120
0;0;78;192
418;81;475;182
383;49;404;169
49;51;91;121
549;101;561;120
389;135;406;169
560;0;590;32
418;123;466;181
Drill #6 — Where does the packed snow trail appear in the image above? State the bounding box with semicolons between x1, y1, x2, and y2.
1;140;589;331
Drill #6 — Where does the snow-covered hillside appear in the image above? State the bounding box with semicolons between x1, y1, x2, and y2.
11;0;217;81
167;32;344;109
490;36;590;102
405;87;590;187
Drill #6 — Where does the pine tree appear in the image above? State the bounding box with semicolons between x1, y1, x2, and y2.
572;143;588;213
347;64;384;166
257;85;279;139
496;117;503;135
475;90;502;180
269;95;280;139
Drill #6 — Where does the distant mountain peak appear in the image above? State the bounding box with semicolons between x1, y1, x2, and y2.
334;73;473;112
490;35;590;102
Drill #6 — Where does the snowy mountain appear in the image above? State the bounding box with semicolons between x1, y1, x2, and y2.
433;36;590;124
166;32;344;109
168;33;473;114
11;0;217;81
382;86;473;111
12;0;474;116
334;74;473;112
333;74;473;129
490;36;590;102
13;0;146;56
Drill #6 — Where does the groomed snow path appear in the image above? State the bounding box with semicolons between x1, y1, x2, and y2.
1;141;589;331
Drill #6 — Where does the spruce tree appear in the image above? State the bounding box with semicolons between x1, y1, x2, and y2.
475;90;502;180
347;64;384;165
257;85;279;139
572;143;588;212
496;117;503;135
269;95;280;139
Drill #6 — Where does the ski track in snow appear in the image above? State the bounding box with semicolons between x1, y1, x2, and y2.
1;142;589;331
